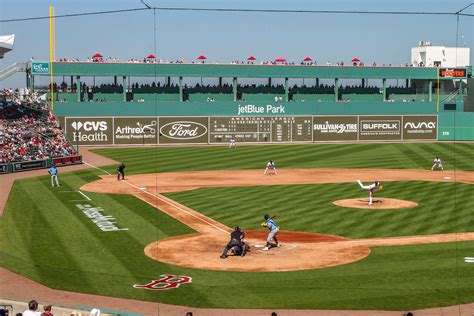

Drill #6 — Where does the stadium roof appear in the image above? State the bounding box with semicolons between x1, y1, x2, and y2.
0;34;15;59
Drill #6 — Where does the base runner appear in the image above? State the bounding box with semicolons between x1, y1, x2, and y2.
356;180;382;205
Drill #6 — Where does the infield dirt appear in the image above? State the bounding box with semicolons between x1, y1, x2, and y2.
81;168;474;272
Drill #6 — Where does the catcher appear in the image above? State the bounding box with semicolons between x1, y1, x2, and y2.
220;226;249;259
356;180;383;205
261;214;280;251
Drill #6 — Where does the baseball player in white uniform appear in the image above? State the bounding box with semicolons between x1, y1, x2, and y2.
431;157;444;170
264;160;277;175
229;137;236;149
356;180;382;205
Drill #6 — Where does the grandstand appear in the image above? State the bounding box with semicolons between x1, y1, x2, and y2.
28;62;470;114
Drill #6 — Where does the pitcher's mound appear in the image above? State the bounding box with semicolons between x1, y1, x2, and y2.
333;198;418;209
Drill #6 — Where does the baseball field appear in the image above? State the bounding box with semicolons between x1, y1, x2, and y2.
2;142;474;311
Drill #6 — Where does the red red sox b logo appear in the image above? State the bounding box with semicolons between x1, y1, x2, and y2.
133;274;192;291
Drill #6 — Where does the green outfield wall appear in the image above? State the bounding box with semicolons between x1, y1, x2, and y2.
58;115;441;145
438;112;474;141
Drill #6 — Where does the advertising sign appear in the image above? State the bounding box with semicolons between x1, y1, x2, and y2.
313;116;358;141
159;117;208;144
13;160;47;172
31;62;50;74
114;117;158;145
403;115;437;140
65;117;114;145
439;68;467;78
359;116;402;140
52;155;83;166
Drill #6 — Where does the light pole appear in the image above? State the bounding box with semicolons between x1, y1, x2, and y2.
455;3;474;66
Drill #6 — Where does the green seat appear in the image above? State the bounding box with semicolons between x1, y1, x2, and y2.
134;93;180;102
188;93;234;102
342;94;383;102
292;94;335;102
93;93;124;101
242;94;283;102
389;94;430;102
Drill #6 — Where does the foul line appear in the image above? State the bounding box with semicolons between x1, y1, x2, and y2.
83;160;229;235
77;190;92;201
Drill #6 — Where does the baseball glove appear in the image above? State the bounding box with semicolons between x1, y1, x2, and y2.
379;185;383;191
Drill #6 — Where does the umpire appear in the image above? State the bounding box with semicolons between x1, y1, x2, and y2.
220;226;247;259
117;162;125;181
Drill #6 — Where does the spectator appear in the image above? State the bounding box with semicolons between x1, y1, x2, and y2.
89;309;100;316
22;300;38;316
41;305;53;316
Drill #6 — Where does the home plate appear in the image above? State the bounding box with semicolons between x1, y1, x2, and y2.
253;244;265;248
443;177;451;180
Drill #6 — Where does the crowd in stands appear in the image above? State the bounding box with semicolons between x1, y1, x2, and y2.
19;299;102;316
0;90;75;164
47;82;428;103
51;56;432;67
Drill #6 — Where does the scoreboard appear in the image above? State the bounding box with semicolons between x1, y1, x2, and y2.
209;116;313;143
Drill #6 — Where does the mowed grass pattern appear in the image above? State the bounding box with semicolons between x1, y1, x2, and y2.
2;143;474;310
164;181;474;238
92;142;474;174
0;170;194;302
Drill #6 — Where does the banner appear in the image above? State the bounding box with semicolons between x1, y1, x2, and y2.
403;115;437;140
13;160;47;172
51;155;83;166
313;116;358;141
158;117;209;144
31;62;50;74
359;116;402;141
114;117;158;145
439;68;467;78
65;117;114;145
60;115;437;145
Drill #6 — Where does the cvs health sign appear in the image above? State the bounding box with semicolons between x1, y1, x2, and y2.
65;117;113;145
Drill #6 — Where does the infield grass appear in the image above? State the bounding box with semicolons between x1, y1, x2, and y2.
164;181;474;238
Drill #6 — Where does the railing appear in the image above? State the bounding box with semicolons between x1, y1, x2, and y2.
0;62;27;81
441;89;460;103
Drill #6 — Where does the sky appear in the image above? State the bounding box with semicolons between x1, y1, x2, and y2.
0;0;473;88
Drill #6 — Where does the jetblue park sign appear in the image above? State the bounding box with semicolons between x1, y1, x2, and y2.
31;62;50;74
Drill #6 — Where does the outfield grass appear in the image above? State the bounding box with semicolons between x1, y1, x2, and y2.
2;143;474;310
164;181;474;238
0;170;194;302
91;142;474;174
